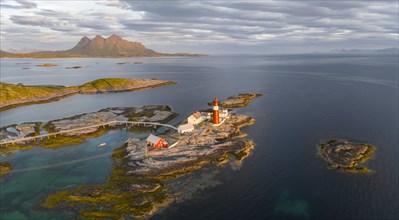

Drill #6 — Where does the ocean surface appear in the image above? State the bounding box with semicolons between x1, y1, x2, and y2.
0;53;398;220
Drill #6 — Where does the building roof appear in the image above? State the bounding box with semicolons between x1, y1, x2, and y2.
146;134;162;144
178;123;194;130
192;111;202;119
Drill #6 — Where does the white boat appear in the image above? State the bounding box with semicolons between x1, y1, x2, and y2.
98;143;107;147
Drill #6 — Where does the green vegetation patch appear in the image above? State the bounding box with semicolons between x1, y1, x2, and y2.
0;161;12;178
39;127;107;148
78;78;137;92
42;146;172;219
37;63;58;67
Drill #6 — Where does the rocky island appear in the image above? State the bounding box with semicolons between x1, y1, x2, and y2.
36;63;59;67
0;93;262;218
36;95;260;219
319;139;375;173
0;78;175;111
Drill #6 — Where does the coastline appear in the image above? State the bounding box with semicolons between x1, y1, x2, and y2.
0;79;176;111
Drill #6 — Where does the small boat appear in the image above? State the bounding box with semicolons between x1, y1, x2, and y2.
98;143;107;147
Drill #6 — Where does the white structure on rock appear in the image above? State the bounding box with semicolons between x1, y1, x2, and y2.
178;123;194;134
219;109;229;118
187;111;203;125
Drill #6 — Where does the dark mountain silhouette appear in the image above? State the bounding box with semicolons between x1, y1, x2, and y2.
1;35;205;58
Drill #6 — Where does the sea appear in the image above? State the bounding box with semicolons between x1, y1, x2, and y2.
0;53;398;220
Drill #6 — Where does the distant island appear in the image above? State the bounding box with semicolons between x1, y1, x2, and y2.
0;34;206;58
330;47;398;53
0;78;175;110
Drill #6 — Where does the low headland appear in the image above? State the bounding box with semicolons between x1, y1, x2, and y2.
0;78;175;111
319;139;375;173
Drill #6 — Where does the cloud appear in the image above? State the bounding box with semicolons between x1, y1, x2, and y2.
1;0;397;53
10;15;76;32
1;0;36;9
118;0;398;46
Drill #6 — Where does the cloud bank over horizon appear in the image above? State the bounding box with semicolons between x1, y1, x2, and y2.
1;0;398;54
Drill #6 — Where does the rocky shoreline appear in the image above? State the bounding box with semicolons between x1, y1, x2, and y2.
1;92;260;218
125;114;254;177
319;139;375;173
41;113;255;219
0;78;175;111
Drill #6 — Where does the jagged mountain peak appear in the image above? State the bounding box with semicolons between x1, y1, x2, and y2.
67;34;155;56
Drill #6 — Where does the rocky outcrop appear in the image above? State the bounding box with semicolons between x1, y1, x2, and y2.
319;139;375;172
209;93;263;108
125;114;254;177
0;122;40;143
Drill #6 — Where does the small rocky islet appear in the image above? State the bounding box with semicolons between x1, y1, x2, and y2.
319;139;375;173
209;93;263;108
36;63;59;67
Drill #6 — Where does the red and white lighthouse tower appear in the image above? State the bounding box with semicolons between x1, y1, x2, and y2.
212;98;220;124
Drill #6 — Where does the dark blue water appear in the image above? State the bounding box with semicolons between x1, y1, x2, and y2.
0;53;398;219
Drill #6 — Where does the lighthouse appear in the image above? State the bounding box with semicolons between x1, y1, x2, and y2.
212;98;220;124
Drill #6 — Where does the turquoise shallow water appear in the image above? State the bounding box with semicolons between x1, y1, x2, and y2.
1;130;141;219
0;53;398;219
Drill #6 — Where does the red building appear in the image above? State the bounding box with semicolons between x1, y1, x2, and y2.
146;134;168;151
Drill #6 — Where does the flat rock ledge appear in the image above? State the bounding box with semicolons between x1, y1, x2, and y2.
319;139;375;173
125;114;255;177
209;93;263;108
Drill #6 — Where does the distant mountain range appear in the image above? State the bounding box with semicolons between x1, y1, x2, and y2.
6;48;40;53
330;47;398;53
0;34;206;58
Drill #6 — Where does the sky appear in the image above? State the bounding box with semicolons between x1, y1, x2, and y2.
0;0;398;54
